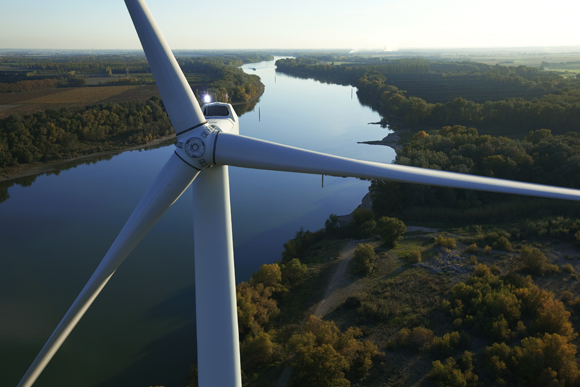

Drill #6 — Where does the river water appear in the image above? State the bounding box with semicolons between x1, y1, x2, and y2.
0;58;395;387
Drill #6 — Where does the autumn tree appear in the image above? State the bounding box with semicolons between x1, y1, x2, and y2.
236;282;279;337
288;316;382;386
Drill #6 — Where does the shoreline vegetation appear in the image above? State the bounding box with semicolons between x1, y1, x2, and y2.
6;52;580;386
0;54;270;182
214;55;580;387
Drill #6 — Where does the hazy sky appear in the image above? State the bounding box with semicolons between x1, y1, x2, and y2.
1;0;579;51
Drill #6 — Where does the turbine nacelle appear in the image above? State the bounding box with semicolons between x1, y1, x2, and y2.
202;102;239;135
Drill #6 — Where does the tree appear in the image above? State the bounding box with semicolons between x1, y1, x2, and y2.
325;213;340;235
236;282;279;337
429;351;478;387
281;258;308;288
533;298;575;339
288;316;381;387
240;331;278;371
251;263;283;290
352;243;376;276
349;208;374;237
376;216;406;245
511;333;580;387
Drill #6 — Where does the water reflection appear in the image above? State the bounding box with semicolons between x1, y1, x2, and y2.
0;58;395;387
0;140;176;204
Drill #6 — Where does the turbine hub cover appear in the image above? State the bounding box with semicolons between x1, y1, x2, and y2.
174;124;219;170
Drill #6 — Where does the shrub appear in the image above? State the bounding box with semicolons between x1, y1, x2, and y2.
562;263;575;274
407;327;434;351
560;290;574;303
406;249;422;264
483;245;492;255
435;235;456;248
493;236;512;251
465;243;478;254
352;244;377;276
473;263;491;277
520;246;548;275
469;255;478;265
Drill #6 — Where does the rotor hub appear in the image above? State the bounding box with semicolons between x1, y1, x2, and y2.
174;124;220;170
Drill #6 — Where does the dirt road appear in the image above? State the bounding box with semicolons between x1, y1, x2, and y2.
312;240;360;317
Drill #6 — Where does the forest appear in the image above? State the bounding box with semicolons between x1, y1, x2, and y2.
205;193;580;386
5;51;580;386
186;55;580;387
276;57;580;137
0;53;267;178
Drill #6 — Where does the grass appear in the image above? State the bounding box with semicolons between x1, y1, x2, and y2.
22;85;137;104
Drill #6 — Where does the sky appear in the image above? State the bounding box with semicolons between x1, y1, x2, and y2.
1;0;579;51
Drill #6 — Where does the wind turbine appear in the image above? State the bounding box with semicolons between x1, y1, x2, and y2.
16;0;580;386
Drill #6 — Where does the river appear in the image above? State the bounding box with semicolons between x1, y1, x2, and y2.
0;58;395;387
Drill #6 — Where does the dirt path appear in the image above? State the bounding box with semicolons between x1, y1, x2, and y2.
276;240;361;387
313;240;359;317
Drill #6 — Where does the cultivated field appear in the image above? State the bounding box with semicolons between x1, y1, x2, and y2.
22;85;136;104
0;85;160;118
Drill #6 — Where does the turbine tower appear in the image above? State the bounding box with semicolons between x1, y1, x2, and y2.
16;0;580;386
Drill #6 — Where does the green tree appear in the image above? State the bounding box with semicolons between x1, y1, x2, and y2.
281;258;308;288
325;213;340;235
240;331;279;371
376;216;406;245
352;243;377;276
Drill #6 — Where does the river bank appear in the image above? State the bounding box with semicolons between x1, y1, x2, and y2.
0;85;268;183
0;135;175;182
358;127;408;153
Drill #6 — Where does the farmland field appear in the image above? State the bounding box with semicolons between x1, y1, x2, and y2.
22;85;137;103
0;85;160;118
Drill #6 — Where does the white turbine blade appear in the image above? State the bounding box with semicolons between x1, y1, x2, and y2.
125;0;206;135
18;153;199;387
214;133;580;201
191;166;241;387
